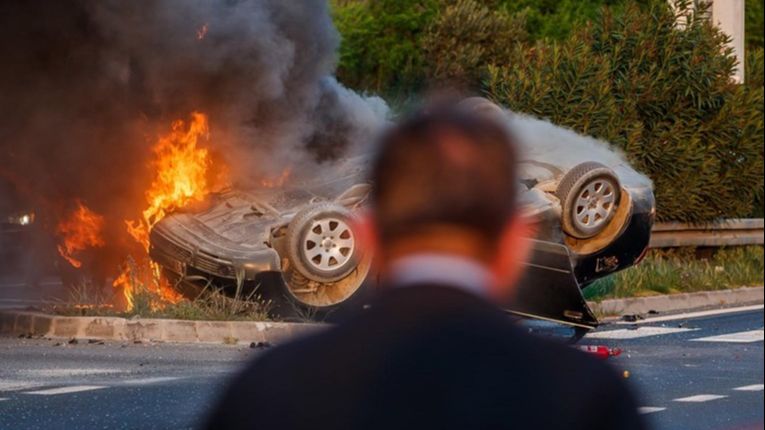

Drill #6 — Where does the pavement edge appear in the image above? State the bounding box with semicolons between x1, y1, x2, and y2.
0;311;325;345
2;286;762;343
588;286;764;317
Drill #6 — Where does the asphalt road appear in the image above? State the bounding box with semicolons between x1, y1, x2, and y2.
0;306;762;430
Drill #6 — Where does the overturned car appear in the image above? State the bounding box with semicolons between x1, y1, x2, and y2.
149;99;654;330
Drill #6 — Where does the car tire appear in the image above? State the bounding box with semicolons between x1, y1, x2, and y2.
286;202;360;283
278;202;371;312
557;162;621;239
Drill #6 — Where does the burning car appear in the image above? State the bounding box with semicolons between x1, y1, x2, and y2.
149;99;654;330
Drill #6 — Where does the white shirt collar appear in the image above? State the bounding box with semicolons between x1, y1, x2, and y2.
387;253;494;298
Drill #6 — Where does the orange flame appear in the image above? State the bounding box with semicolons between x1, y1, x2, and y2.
260;168;291;188
112;268;134;310
116;112;212;309
126;112;211;251
56;202;106;268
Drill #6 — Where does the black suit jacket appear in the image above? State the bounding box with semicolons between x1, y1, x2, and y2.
205;285;646;430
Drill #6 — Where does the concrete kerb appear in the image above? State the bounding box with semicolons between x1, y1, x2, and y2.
0;311;325;345
588;286;764;317
3;286;762;343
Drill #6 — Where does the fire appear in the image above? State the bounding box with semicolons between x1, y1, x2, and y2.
127;112;211;250
56;202;105;268
261;168;291;188
54;113;215;310
111;256;180;312
118;112;213;309
112;269;134;310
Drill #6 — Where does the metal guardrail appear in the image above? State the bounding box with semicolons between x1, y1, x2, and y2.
650;218;764;248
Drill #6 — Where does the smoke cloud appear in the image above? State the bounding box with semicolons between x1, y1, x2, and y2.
508;112;653;189
0;0;387;269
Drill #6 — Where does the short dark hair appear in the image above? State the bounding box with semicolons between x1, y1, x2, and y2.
369;104;519;244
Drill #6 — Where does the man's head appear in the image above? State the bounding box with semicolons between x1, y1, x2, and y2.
359;102;534;298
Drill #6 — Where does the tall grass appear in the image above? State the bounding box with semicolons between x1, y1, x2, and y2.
584;246;764;301
52;259;271;321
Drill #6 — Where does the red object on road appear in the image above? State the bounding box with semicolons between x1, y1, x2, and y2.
578;345;622;359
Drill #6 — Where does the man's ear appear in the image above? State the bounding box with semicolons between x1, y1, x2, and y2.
352;210;380;264
490;215;538;299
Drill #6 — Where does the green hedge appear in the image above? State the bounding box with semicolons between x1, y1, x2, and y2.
486;3;763;222
331;0;655;94
332;0;439;94
746;0;764;50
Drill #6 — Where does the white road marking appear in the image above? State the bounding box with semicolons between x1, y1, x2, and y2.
616;305;764;325
586;326;697;339
691;329;764;343
0;380;46;392
121;377;182;385
673;394;728;403
29;368;125;377
23;385;107;396
638;407;666;414
733;384;764;392
0;398;8;401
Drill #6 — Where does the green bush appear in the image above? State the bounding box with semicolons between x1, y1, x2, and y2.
331;0;638;95
745;47;764;217
496;0;655;41
746;0;764;50
332;0;439;94
421;0;527;89
486;1;764;222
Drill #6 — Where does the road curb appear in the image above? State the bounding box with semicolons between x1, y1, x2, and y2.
3;287;761;343
0;311;325;345
588;286;764;317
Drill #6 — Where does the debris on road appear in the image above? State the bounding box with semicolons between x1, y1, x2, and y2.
250;341;272;349
622;314;644;322
579;345;622;359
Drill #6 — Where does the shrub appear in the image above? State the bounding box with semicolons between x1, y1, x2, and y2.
331;0;646;95
745;47;764;217
746;0;764;50
486;1;764;222
331;0;439;94
496;0;654;41
421;0;527;89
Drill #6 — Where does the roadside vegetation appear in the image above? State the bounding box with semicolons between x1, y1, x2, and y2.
51;259;271;321
332;0;764;223
584;246;764;301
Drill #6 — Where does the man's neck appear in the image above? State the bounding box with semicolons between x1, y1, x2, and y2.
386;253;495;298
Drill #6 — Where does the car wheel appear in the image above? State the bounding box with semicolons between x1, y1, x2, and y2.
283;202;370;309
557;162;621;239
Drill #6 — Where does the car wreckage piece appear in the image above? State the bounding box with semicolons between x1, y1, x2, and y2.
149;99;655;331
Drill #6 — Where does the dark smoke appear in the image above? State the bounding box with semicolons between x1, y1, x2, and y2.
0;0;387;272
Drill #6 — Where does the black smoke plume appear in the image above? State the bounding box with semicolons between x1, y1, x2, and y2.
0;0;386;276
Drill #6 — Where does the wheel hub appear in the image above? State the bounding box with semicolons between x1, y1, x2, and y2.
574;179;616;230
302;217;355;274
